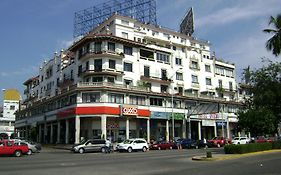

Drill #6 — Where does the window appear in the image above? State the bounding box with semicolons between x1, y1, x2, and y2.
172;46;176;51
108;42;115;52
144;66;150;77
191;61;199;69
78;65;82;75
161;85;168;93
218;79;223;88
215;66;224;75
129;95;145;105
82;92;101;103
9;105;15;110
156;53;170;63
229;82;233;91
206;78;212;86
226;69;234;77
176;72;183;80
175;58;182;65
70;70;73;80
192;75;198;83
124;62;132;72
94;59;102;71
150;98;163;106
109;59;116;69
92;77;103;82
108;77;114;83
140;49;154;59
86;61;89;70
205;65;211;72
161;69;167;80
109;93;124;103
123;46;132;55
124;79;132;86
122;32;128;39
94;42;102;53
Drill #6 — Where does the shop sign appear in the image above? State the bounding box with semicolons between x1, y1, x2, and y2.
121;105;138;116
107;122;119;129
168;113;185;120
151;111;168;119
202;120;215;126
217;122;226;126
198;113;219;120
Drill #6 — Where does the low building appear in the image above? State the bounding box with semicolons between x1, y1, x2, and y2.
16;14;240;144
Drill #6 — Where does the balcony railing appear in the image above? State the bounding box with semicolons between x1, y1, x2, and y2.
77;82;149;92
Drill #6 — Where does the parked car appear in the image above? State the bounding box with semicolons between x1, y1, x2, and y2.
232;137;250;145
0;140;29;157
71;139;107;154
180;139;198;149
150;141;176;150
208;137;226;147
14;140;39;155
117;138;148;152
255;136;274;143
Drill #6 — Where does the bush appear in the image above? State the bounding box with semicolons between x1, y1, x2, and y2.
206;151;212;158
224;143;273;154
272;140;281;149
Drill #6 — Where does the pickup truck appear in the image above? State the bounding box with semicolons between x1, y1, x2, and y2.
0;140;29;157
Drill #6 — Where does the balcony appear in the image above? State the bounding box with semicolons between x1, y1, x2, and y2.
77;82;149;92
79;50;124;61
140;73;172;85
79;68;124;77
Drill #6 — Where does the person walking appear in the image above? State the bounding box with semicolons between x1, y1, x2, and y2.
105;139;111;153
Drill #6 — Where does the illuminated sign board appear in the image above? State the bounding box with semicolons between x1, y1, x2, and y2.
121;105;138;116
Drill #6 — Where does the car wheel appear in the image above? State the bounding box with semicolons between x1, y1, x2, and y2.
127;147;133;153
101;147;106;153
169;146;173;150
27;149;32;155
14;150;22;157
142;146;147;152
217;144;221;148
238;142;240;144
79;148;85;154
195;145;199;149
158;147;161;150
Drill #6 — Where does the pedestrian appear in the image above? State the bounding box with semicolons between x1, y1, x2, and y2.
105;139;111;153
203;138;207;149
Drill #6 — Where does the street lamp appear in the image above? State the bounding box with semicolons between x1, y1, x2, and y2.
170;67;182;141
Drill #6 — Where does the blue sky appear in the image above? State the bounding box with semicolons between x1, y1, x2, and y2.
0;0;280;103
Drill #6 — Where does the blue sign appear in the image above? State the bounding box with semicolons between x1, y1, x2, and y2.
216;122;226;126
151;112;168;119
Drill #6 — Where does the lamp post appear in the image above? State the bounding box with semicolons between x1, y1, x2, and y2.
170;68;182;141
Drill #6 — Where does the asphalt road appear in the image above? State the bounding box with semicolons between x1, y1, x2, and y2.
1;148;281;175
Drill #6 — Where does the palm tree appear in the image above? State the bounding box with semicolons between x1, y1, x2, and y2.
263;14;281;57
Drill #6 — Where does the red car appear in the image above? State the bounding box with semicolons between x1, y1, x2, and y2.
208;137;226;147
150;141;177;150
255;136;274;143
0;140;29;157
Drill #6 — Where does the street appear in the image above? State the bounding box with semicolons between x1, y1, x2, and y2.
1;148;281;175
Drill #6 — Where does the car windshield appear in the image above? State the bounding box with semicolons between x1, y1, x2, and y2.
123;140;133;144
80;139;88;144
233;138;239;140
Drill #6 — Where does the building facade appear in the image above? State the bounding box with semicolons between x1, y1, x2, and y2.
1;89;20;138
16;14;240;144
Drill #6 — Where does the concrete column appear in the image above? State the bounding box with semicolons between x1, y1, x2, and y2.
39;124;42;143
50;123;53;144
57;121;61;144
147;119;150;142
226;119;230;139
75;115;80;144
44;123;47;143
126;118;130;139
198;121;201;140
65;119;69;144
166;120;169;142
214;123;217;137
182;119;186;139
101;115;107;140
25;126;28;138
188;119;191;139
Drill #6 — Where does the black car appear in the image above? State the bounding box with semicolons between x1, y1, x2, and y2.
180;139;198;149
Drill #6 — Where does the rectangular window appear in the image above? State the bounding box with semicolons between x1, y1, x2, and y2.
161;85;168;93
86;61;89;70
10;106;15;110
175;58;182;65
78;65;82;75
229;81;233;91
108;93;124;104
129;95;146;105
109;59;116;69
144;66;150;77
122;32;128;39
156;53;170;63
176;72;183;80
150;98;163;106
108;42;115;52
161;69;167;80
94;42;102;53
218;79;223;88
206;78;212;86
94;59;102;71
123;46;132;55
124;62;133;72
191;61;199;69
192;75;198;83
205;65;211;72
82;92;101;103
108;77;114;83
92;77;103;82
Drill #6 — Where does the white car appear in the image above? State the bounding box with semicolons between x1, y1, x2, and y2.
117;138;148;153
232;137;250;145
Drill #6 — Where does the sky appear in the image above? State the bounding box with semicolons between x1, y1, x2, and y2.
0;0;280;103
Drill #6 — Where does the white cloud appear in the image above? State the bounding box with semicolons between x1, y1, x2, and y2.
56;38;74;49
0;66;38;78
197;0;281;28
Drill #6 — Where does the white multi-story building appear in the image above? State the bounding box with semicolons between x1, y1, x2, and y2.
16;14;240;144
1;89;20;138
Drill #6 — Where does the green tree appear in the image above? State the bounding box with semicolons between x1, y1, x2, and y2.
239;60;281;135
263;14;281;57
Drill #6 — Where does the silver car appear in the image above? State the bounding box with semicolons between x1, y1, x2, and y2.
14;140;39;155
71;139;107;154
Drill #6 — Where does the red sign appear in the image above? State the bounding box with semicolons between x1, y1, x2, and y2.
121;105;138;116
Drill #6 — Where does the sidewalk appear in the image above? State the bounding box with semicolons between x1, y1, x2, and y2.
42;144;73;150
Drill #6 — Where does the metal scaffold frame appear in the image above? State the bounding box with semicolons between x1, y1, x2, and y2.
73;0;157;38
